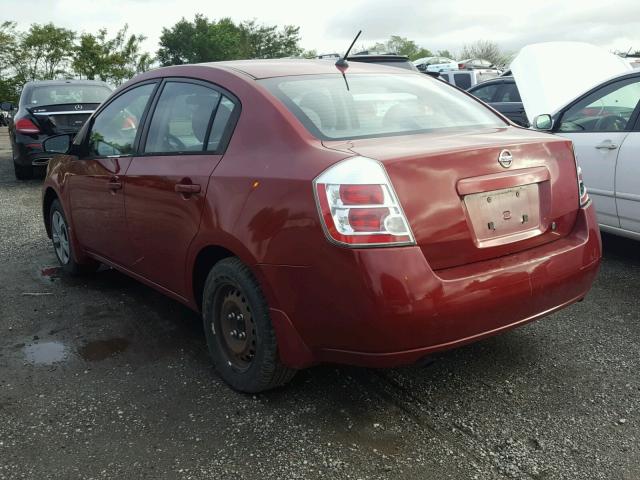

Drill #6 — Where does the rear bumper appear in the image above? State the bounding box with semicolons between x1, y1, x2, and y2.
260;203;601;368
13;134;51;167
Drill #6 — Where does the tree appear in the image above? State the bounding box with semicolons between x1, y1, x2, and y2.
158;15;243;66
436;49;455;59
73;26;152;85
12;23;76;81
239;21;303;59
459;40;509;67
367;36;432;60
0;21;19;101
157;15;305;66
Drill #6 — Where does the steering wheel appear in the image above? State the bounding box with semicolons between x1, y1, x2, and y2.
594;115;626;132
166;133;187;151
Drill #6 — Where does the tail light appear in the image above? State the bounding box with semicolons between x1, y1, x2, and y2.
577;166;589;207
458;63;465;69
571;143;589;207
15;117;40;134
313;156;415;247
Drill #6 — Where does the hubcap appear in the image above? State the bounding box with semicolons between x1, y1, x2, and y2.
51;210;70;265
215;286;256;371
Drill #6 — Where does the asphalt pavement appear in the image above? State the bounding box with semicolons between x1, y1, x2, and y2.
0;126;638;480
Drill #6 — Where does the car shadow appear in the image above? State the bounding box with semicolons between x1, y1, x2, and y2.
601;232;640;263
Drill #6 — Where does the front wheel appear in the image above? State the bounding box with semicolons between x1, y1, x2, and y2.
49;199;99;275
202;257;296;393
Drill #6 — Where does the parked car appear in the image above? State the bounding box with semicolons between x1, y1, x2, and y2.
467;77;529;127
512;42;640;240
439;69;501;89
458;58;494;70
348;53;419;71
8;79;112;179
40;60;601;392
413;56;458;73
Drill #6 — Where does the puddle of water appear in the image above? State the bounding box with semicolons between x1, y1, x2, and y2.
78;338;130;361
24;341;68;365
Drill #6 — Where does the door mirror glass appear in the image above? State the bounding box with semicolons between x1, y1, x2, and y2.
43;134;72;154
533;114;553;131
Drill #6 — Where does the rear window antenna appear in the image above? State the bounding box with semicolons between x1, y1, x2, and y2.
335;30;362;69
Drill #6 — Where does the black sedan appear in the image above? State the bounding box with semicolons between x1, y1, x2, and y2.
8;79;112;179
467;76;529;127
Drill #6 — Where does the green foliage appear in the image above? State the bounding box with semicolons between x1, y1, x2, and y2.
13;23;76;81
74;25;151;85
157;15;304;66
367;36;432;60
436;49;455;59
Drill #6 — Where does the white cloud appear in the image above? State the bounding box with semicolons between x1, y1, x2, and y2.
3;0;640;57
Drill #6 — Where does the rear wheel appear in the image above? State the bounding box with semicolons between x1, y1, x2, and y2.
202;257;296;393
49;199;98;275
14;162;33;180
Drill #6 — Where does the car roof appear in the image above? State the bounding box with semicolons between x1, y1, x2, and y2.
202;59;417;79
23;79;111;88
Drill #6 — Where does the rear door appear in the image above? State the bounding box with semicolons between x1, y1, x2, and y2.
67;82;158;266
555;77;640;227
125;79;240;297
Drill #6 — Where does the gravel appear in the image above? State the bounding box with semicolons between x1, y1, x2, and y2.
0;127;638;479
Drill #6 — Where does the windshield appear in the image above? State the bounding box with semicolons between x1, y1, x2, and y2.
261;74;505;140
26;84;111;107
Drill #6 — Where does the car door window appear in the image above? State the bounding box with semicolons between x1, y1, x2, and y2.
496;83;521;102
88;83;156;157
207;96;237;151
471;84;499;102
559;79;640;133
144;82;220;153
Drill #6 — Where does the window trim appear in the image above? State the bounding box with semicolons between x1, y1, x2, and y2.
554;74;640;134
77;79;160;160
137;77;241;157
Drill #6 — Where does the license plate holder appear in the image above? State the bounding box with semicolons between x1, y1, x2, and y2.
463;183;541;247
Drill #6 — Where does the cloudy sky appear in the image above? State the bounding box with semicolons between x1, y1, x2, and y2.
3;0;640;57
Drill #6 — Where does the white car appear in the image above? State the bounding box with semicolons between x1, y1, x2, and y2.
413;57;458;73
512;42;640;240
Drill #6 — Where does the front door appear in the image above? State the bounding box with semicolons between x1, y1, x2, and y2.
68;82;157;265
125;80;238;297
616;131;640;233
556;77;640;228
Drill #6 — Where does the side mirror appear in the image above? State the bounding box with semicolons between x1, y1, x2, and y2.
43;134;73;154
533;114;553;131
0;101;15;111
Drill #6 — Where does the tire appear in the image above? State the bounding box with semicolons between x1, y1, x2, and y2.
202;257;296;393
14;162;33;180
49;199;99;275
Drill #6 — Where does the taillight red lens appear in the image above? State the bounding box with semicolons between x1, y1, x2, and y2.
348;207;389;232
339;184;384;205
15;117;40;134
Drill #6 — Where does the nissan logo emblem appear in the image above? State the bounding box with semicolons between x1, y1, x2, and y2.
498;150;513;168
74;104;83;110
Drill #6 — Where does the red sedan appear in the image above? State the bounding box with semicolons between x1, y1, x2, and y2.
41;60;601;392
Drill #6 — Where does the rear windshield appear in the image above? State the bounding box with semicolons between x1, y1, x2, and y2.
260;74;505;140
25;84;111;107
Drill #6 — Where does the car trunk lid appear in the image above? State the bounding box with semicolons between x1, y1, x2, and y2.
326;127;581;270
29;103;99;134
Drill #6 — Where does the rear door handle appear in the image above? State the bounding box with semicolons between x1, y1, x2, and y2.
108;177;122;191
175;183;201;194
595;142;618;150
